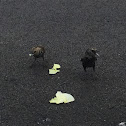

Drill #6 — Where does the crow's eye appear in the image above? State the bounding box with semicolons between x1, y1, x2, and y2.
91;50;96;53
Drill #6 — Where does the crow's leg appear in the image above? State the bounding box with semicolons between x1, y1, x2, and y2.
29;57;36;68
42;55;44;61
84;66;87;72
93;65;95;72
32;57;36;64
34;57;37;62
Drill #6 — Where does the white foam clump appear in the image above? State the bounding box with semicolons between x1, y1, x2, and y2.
119;122;126;126
49;64;61;75
49;91;75;104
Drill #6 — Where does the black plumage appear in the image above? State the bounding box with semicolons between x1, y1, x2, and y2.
30;46;45;61
81;48;99;72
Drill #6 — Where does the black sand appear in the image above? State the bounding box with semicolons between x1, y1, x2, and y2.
1;0;126;126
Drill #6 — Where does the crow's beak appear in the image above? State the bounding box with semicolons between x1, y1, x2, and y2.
29;54;34;56
96;53;100;57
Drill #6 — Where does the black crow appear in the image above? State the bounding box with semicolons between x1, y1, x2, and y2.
29;46;45;61
81;48;99;72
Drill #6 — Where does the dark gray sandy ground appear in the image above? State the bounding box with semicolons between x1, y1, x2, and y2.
1;0;126;126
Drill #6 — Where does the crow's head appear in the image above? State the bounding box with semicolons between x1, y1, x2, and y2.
85;48;99;58
29;46;45;58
